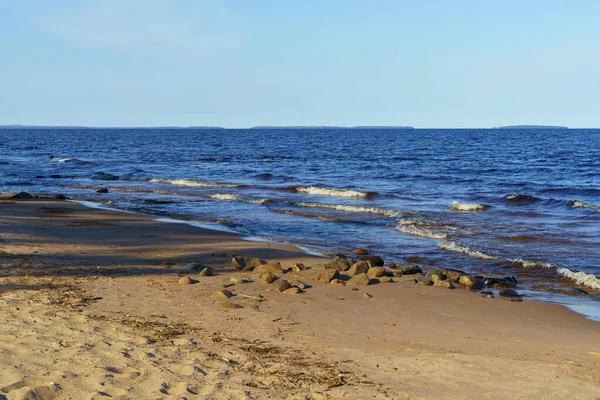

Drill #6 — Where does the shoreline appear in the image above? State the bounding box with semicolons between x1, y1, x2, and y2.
1;194;600;398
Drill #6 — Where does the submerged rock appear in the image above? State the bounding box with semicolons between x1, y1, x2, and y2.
11;192;33;199
96;188;109;194
499;289;521;298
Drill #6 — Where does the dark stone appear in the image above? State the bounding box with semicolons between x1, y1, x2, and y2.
398;265;423;275
92;172;119;181
96;188;109;193
324;258;351;272
54;194;67;200
50;174;62;179
503;275;519;284
11;192;33;199
185;262;206;271
493;280;517;289
498;289;521;298
442;268;466;282
36;175;45;178
359;255;384;267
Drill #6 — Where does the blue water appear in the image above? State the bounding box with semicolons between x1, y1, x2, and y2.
1;128;599;316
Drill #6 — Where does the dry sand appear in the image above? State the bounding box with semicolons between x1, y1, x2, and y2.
1;195;599;399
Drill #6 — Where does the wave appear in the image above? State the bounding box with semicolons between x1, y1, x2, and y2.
557;267;600;290
508;258;556;269
505;194;541;204
205;193;272;205
51;157;76;163
396;224;448;239
449;201;489;212
150;178;239;188
295;202;401;217
570;200;600;212
437;241;499;260
294;186;375;198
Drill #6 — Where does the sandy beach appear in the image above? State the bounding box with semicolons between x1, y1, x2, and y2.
1;194;599;400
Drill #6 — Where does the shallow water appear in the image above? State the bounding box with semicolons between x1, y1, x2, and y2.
1;127;599;318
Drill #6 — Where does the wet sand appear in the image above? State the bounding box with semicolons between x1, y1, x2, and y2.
1;194;599;399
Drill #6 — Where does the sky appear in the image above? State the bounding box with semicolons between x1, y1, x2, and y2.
1;0;599;128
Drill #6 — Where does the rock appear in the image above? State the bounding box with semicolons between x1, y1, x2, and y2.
92;171;119;180
292;268;340;283
324;257;351;272
253;261;283;274
377;276;394;283
232;256;266;271
289;263;306;272
442;268;467;282
287;279;310;289
367;267;386;278
258;272;278;284
397;265;423;275
178;276;195;284
50;174;62;179
362;292;373;299
283;287;303;295
396;276;418;284
96;188;109;193
212;289;234;299
55;194;67;200
348;261;371;276
11;192;33;199
198;267;212;276
510;297;523;302
352;248;369;255
425;269;447;282
347;273;371;286
433;280;455;289
493;279;517;289
329;278;345;285
359;255;384;267
230;276;251;284
219;302;242;309
459;275;484;289
499;289;521;298
414;275;433;285
185;262;207;271
503;275;519;284
270;280;291;293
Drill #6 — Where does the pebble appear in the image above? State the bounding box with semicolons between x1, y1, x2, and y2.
178;276;195;285
230;277;251;284
211;289;234;299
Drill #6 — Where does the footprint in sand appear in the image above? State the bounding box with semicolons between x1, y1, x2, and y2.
0;380;60;400
104;366;142;379
86;387;127;399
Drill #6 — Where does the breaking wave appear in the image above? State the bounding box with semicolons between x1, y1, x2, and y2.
295;202;401;217
449;201;489;212
508;258;556;269
570;200;600;212
505;194;541;204
396;224;448;239
51;157;76;163
150;178;239;188
205;193;272;205
294;186;375;198
437;241;499;260
557;267;600;290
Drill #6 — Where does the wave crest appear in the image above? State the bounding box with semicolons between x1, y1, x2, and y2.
150;178;238;188
295;186;374;198
396;224;448;239
295;202;400;217
557;267;600;290
449;201;488;212
437;241;498;260
570;200;600;212
206;193;272;205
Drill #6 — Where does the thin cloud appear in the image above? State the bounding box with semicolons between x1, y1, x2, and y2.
31;0;244;55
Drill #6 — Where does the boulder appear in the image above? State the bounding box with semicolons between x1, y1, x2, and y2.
347;273;371;286
212;289;234;299
443;268;467;282
270;280;291;293
232;256;266;271
178;276;195;285
425;269;447;282
367;267;386;278
324;257;351;272
289;263;306;272
499;289;521;298
348;261;371;276
459;275;484;289
185;262;207;271
254;261;283;274
377;276;394;283
396;275;418;284
359;255;384;267
287;279;310;289
414;275;433;285
96;188;109;194
352;248;369;255
11;192;33;199
283;287;303;295
503;275;519;284
55;194;67;200
433;280;455;289
292;268;339;283
258;273;278;284
493;279;517;289
397;265;423;275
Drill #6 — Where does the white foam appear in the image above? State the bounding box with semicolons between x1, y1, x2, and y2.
295;186;369;198
396;224;448;239
150;178;238;188
557;267;600;290
437;241;498;260
51;157;75;163
206;193;271;205
509;258;556;269
449;201;488;212
571;200;600;212
295;202;400;217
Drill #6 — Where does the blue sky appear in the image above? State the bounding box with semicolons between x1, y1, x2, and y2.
1;0;599;127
